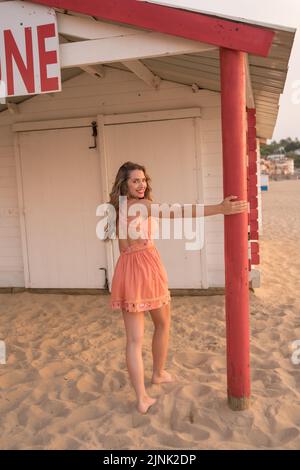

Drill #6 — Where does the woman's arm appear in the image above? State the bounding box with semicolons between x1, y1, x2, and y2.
159;196;248;218
129;196;248;219
204;195;248;217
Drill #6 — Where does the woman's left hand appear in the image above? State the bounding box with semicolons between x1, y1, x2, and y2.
220;195;248;215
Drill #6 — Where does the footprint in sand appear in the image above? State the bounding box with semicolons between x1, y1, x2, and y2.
269;331;281;341
38;362;72;380
98;433;136;450
60;404;104;428
273;401;300;427
41;399;71;418
0;369;37;389
252;369;285;397
180;383;212;399
31;432;53;448
17;406;29;426
102;371;127;392
76;372;104;394
247;428;273;448
168;399;211;441
18;405;53;433
155;431;195;449
275;427;300;446
173;351;226;374
173;351;207;368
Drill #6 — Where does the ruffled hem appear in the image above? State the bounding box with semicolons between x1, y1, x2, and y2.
111;291;171;313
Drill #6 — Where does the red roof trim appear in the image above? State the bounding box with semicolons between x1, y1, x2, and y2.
30;0;274;57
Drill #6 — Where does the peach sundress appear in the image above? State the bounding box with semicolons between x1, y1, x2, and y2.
110;215;171;313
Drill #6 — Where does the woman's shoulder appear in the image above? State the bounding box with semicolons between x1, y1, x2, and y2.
127;197;152;205
127;198;152;214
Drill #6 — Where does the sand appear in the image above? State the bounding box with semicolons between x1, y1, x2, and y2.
0;179;300;450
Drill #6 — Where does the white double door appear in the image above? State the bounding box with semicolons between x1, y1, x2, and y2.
18;116;205;289
104;117;204;288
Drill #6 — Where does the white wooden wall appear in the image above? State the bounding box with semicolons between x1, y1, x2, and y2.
201;109;224;287
0;124;24;286
0;67;224;288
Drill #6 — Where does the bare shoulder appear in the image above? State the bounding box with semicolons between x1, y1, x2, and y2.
127;198;152;216
127;198;151;205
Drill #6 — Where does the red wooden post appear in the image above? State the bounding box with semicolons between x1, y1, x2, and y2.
220;48;251;410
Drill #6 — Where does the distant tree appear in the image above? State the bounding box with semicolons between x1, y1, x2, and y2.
260;137;300;158
287;153;300;168
285;140;300;153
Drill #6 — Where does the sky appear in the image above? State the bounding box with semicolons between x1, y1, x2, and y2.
142;0;300;141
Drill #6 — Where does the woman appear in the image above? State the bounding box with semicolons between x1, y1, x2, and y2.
105;161;248;414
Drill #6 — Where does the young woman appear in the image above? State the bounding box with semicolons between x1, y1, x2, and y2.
105;161;248;414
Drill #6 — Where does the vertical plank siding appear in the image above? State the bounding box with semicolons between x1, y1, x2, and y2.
0;67;224;287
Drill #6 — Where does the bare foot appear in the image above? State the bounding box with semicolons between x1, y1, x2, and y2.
151;370;174;384
137;395;157;414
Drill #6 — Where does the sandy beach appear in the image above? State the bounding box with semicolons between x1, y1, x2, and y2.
0;179;300;450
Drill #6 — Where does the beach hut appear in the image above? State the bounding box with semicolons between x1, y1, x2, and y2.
0;0;296;409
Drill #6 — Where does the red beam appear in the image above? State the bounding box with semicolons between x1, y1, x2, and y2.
249;175;258;188
248;159;257;175
250;231;259;240
249;198;258;210
220;48;250;410
251;253;260;265
247;108;260;264
30;0;274;57
250;220;259;232
248;185;258;197
250;209;258;221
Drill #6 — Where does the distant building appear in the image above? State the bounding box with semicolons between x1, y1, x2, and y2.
260;157;294;176
267;154;286;161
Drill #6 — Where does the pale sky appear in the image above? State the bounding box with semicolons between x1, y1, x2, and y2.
143;0;300;141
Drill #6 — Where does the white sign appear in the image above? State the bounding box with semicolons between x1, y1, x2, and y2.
0;1;61;98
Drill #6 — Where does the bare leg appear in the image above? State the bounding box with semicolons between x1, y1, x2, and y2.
122;309;156;414
149;303;173;384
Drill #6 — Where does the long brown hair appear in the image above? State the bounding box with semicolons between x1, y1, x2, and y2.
104;161;153;240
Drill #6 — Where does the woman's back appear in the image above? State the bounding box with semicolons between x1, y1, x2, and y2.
116;199;158;253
